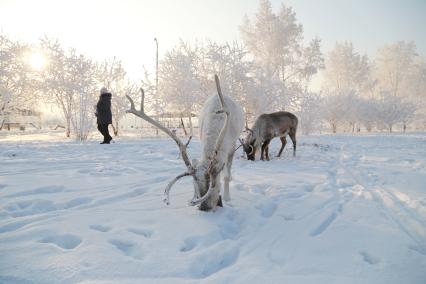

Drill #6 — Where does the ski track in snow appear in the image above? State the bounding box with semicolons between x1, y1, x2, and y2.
337;144;426;256
0;133;425;283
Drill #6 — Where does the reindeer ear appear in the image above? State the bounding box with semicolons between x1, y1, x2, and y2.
192;159;199;167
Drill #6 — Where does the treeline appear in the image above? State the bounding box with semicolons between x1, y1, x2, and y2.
1;0;425;139
319;41;425;133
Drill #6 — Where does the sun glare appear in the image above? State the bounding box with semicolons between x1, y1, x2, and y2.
28;52;46;70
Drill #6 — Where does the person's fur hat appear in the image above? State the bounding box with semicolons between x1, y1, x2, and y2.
100;87;109;94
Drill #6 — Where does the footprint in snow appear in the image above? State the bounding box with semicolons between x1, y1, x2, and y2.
180;236;199;252
251;184;271;195
359;251;380;264
5;197;92;218
190;244;240;278
127;228;153;238
304;185;315;192
39;234;82;250
109;239;144;260
255;201;277;218
90;224;111;232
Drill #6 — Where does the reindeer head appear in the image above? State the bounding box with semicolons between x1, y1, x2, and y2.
240;127;256;161
126;75;229;211
191;159;225;211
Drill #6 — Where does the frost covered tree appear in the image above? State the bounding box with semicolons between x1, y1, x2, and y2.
240;0;323;108
375;92;416;132
39;38;97;139
375;41;418;97
158;39;203;135
249;66;287;115
67;50;97;141
319;41;424;133
357;98;379;132
0;34;34;129
375;41;424;130
405;57;426;101
399;99;417;132
39;38;71;136
199;41;257;123
296;91;323;135
321;91;358;133
321;42;377;132
402;57;426;129
343;92;364;132
324;41;374;96
140;67;164;115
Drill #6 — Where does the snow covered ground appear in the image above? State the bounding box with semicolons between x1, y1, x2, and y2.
0;132;425;284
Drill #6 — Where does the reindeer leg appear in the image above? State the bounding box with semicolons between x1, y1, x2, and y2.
261;139;271;161
223;150;235;201
260;142;266;160
289;129;297;157
277;136;287;157
216;195;223;207
265;141;271;161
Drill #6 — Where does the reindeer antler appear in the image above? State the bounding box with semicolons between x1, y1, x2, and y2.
209;75;230;167
126;88;194;172
126;89;195;205
163;172;194;205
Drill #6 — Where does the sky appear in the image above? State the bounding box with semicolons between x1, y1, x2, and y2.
1;0;425;81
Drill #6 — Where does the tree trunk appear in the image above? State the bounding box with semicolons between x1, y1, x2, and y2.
180;116;188;136
65;117;71;137
332;123;337;133
38;114;42;129
366;124;372;132
188;113;193;136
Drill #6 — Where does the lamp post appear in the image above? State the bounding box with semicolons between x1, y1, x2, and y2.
154;38;159;136
154;38;158;95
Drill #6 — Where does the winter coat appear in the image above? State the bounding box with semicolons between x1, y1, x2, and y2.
96;93;112;124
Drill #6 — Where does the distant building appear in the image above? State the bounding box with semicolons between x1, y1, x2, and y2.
0;107;41;131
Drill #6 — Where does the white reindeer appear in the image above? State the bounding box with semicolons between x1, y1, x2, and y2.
126;75;244;211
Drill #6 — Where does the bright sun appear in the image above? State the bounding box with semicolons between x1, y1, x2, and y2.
28;52;46;70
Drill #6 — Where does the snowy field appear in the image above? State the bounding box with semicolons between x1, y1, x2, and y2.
0;132;426;284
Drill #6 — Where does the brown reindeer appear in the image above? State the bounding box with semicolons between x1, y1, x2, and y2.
241;111;298;161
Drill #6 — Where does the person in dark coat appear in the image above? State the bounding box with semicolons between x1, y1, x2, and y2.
95;87;113;144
